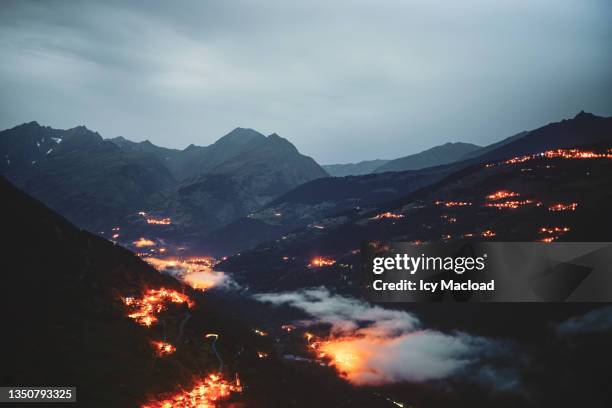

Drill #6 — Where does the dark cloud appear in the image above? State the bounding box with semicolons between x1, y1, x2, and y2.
1;0;611;163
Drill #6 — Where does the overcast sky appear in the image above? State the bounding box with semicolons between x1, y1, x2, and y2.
1;0;611;163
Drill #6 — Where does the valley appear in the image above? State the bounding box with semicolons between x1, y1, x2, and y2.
2;112;612;408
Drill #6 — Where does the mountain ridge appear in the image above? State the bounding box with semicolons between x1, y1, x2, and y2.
373;141;482;173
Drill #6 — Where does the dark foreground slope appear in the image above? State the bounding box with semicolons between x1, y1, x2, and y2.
0;176;213;406
0;177;391;408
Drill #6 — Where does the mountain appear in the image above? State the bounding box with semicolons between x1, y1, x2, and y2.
0;122;328;244
201;112;612;255
149;130;329;236
1;122;176;232
177;127;269;179
373;142;482;173
323;159;390;177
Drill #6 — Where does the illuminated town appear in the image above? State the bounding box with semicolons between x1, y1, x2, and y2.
484;199;534;210
140;373;242;408
489;148;612;167
435;200;472;207
151;341;176;357
549;203;578;212
486;190;520;201
123;288;194;327
370;212;405;220
122;288;242;407
308;256;337;268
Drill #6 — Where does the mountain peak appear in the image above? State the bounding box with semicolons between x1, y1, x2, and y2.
573;110;596;120
10;121;41;131
208;127;267;151
220;127;265;141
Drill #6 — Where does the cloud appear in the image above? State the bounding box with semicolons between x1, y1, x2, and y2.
254;287;519;389
1;0;611;163
255;287;420;336
555;306;612;336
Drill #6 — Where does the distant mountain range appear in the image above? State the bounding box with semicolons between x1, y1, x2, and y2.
0;122;327;237
323;142;482;176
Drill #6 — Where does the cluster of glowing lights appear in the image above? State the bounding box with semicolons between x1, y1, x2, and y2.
257;351;269;359
122;289;243;407
370;212;405;220
538;226;570;243
137;211;172;225
133;237;156;248
485;199;534;210
486;190;520;201
281;324;296;332
304;332;363;377
308;256;337;268
435;200;472;207
141;373;242;408
481;230;496;238
146;217;172;225
543;149;612;159
151;341;176;357
253;329;268;337
549;203;578;212
488;148;612;167
123;288;194;327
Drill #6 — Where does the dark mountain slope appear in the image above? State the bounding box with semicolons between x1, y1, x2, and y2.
373;142;482;173
0;176;206;406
